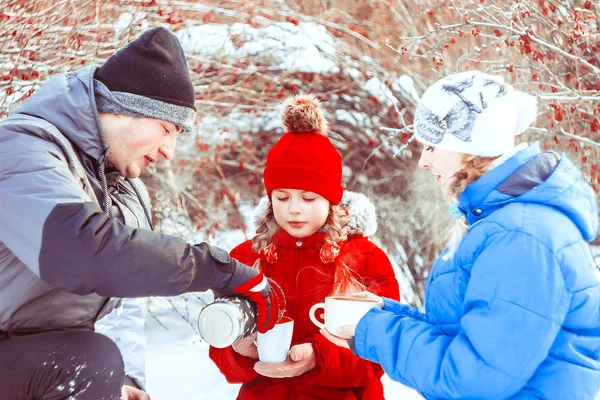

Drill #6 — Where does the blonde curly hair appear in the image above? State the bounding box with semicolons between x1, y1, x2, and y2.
443;154;499;252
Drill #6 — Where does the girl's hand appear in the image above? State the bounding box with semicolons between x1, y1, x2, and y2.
253;343;316;378
232;332;258;360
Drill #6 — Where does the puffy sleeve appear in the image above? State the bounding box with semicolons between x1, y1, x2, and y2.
352;231;570;399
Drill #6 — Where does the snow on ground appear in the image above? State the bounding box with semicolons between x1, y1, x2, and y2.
144;294;423;400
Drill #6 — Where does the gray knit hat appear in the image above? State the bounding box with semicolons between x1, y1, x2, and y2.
94;27;197;132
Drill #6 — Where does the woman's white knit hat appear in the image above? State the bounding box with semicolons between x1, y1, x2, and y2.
413;71;538;157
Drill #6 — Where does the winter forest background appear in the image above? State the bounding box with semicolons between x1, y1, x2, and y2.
1;0;600;399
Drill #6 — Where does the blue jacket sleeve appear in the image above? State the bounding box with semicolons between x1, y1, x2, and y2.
352;231;571;399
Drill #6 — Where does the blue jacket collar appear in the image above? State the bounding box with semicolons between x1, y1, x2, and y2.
457;142;598;241
458;142;541;223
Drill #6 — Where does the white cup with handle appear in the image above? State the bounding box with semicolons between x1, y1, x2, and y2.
309;296;383;339
255;316;294;363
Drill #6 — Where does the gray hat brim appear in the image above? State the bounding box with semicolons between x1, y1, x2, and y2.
94;79;196;133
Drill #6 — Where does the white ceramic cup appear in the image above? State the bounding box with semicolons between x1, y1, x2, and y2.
255;316;294;363
309;296;382;339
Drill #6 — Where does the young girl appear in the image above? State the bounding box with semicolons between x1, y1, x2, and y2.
323;71;600;399
209;94;400;400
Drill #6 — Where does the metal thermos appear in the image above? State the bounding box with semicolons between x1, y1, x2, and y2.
197;296;258;348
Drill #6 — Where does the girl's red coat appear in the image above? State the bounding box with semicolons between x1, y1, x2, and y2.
209;229;400;400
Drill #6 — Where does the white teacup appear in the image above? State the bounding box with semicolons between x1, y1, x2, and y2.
309;296;382;339
256;316;294;363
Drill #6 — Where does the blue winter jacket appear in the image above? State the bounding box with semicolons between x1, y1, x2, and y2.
353;143;600;399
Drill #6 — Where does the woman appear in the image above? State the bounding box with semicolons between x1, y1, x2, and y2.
323;71;600;399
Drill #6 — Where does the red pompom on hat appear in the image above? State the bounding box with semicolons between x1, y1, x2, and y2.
264;94;343;204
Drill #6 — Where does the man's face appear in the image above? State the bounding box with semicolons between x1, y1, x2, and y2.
106;116;180;179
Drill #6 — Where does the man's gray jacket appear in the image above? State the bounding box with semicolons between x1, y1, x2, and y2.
0;66;239;385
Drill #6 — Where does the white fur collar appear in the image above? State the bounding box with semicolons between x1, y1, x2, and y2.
253;191;378;237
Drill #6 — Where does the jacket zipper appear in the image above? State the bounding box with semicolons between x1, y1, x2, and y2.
287;246;304;400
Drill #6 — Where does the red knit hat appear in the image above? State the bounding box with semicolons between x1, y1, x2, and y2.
264;94;343;204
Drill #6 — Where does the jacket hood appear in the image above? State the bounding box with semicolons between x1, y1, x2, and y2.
459;142;598;241
254;190;378;237
11;66;107;163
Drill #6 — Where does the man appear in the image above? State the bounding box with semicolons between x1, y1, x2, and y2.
0;27;285;399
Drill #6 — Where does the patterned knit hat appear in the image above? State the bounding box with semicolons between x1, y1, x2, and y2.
413;71;537;157
264;94;343;204
94;27;197;132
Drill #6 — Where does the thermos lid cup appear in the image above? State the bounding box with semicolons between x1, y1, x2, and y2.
198;302;243;348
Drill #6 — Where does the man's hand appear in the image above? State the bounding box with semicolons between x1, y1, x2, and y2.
253;343;316;378
224;265;286;333
210;246;286;333
232;332;258;359
121;385;151;400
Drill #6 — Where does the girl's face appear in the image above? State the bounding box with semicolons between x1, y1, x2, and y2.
271;189;330;239
418;144;466;186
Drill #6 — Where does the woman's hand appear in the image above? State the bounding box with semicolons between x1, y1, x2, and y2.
320;328;353;349
253;343;316;378
232;332;259;360
318;291;382;347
